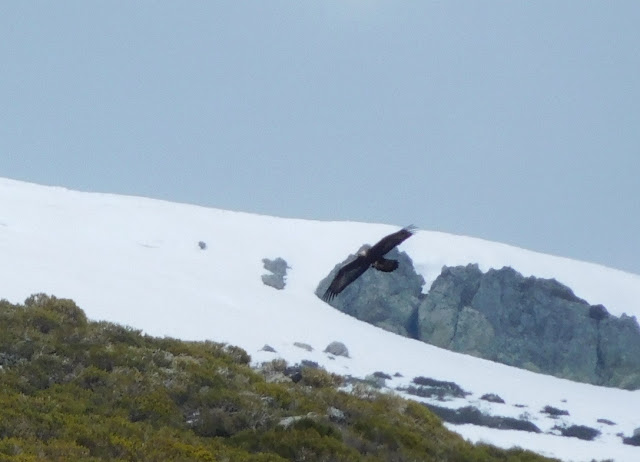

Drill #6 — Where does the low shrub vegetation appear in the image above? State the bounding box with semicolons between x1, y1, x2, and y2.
0;294;558;461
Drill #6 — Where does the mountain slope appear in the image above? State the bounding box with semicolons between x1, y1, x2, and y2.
1;177;639;461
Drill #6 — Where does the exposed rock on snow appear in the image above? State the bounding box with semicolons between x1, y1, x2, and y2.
293;342;313;352
318;253;640;390
480;393;505;404
261;257;289;290
418;264;640;389
260;344;276;353
324;341;349;358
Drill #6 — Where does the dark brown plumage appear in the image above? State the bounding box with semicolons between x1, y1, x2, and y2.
322;226;416;301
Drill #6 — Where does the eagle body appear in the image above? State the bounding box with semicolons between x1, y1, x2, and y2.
322;226;415;301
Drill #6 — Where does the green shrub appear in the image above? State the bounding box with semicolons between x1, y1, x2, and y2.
300;367;343;389
0;294;557;462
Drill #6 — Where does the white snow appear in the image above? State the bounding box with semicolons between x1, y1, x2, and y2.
1;177;639;461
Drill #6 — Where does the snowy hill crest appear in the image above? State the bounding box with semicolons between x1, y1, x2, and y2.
1;177;639;461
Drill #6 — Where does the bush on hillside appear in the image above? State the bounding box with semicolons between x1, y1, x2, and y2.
0;294;559;462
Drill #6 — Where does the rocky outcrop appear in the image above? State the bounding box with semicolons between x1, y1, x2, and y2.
597;313;640;389
418;264;640;389
315;248;425;337
316;256;640;390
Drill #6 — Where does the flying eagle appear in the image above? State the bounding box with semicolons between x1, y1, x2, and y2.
322;225;416;302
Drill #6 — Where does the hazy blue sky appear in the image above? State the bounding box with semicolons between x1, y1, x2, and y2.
2;2;639;274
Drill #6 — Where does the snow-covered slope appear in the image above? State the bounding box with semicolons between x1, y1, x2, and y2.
1;177;639;462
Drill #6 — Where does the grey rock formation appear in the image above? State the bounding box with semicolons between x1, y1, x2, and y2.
316;253;640;389
315;248;425;336
261;257;290;290
597;314;640;389
417;264;640;389
324;341;349;358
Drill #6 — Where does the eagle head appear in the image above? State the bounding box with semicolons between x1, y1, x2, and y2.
357;244;371;257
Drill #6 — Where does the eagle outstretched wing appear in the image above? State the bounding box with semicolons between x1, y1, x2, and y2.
322;255;369;301
367;225;415;259
321;225;416;302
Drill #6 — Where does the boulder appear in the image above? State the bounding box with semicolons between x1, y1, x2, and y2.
261;257;290;290
324;341;349;358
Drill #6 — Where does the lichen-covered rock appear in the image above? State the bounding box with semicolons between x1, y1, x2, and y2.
418;264;640;389
597;314;640;389
417;264;483;348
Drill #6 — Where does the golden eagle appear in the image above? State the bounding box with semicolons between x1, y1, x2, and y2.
322;226;416;301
